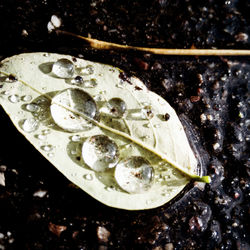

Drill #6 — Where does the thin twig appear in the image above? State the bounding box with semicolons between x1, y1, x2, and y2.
57;30;250;56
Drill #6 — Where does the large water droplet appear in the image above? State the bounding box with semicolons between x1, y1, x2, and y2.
52;58;75;78
82;135;119;172
8;94;20;103
114;156;154;194
107;98;127;118
50;88;99;132
22;118;39;132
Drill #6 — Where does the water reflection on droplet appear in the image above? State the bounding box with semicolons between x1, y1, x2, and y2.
50;88;99;132
22;95;32;102
47;152;54;157
71;150;77;155
37;134;46;140
25;103;40;112
22;118;39;132
82;135;119;172
41;145;53;152
114;156;154;193
8;94;20;103
42;129;50;135
83;173;93;181
71;76;83;85
80;65;94;75
52;58;75;78
107;98;127;118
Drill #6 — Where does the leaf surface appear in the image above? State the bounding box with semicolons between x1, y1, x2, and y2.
0;53;203;210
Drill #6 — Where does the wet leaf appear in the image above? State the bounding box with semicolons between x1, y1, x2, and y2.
0;53;210;210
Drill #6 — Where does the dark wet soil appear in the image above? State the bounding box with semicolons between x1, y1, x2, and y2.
0;1;249;249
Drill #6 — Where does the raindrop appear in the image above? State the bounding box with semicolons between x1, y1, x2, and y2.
114;156;154;194
83;173;93;181
50;88;99;132
80;65;94;75
141;106;154;119
37;134;46;140
25;103;40;112
107;98;127;118
47;152;54;157
41;145;53;152
21;95;32;102
83;79;97;88
154;124;160;128
71;150;77;155
8;94;20;103
42;129;50;135
52;58;75;78
71;76;83;85
22;118;39;133
71;135;81;142
82;135;119;172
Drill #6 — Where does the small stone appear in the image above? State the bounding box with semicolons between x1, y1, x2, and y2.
33;190;47;198
0;172;5;186
97;226;110;243
164;244;174;250
190;96;200;103
51;15;61;28
48;222;67;237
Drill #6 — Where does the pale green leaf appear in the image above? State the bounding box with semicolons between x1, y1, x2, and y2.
0;53;209;210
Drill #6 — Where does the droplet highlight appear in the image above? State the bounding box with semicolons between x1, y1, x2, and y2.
25;103;40;112
52;58;75;78
114;156;154;193
80;65;94;75
8;95;20;103
22;95;32;102
41;145;53;152
82;135;119;172
83;173;93;181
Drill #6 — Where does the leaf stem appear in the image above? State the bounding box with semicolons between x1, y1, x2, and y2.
57;30;250;56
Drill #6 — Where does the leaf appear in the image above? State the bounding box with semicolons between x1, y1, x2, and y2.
0;53;210;210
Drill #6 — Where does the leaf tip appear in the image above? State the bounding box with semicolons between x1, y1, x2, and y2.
192;175;211;184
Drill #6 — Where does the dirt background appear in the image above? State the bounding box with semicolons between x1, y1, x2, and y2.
0;1;249;249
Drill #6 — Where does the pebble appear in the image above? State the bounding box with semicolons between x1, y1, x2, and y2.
97;226;110;243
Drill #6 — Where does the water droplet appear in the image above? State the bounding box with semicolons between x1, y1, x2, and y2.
82;135;119;172
52;58;75;78
71;135;81;142
71;150;77;155
107;98;127;118
114;156;154;194
37;134;46;140
50;88;99;132
154;124;160;128
80;65;94;75
41;145;53;152
83;173;93;181
47;152;54;157
25;103;40;112
42;129;50;135
22;118;39;132
6;74;18;82
21;95;32;102
94;95;103;101
141;106;154;119
83;79;97;88
71;76;83;85
8;94;20;103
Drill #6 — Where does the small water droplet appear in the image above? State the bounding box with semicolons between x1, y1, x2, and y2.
82;135;119;172
21;95;32;102
42;129;50;135
141;106;154;119
154;124;160;128
50;88;98;132
83;79;97;88
71;135;81;142
107;98;127;118
83;173;93;181
114;156;154;194
94;95;103;101
37;134;46;140
41;145;53;152
22;118;39;132
52;58;75;78
25;103;40;112
71;150;77;155
6;74;18;82
8;94;20;103
105;186;115;192
80;65;94;75
47;152;54;157
71;76;83;85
